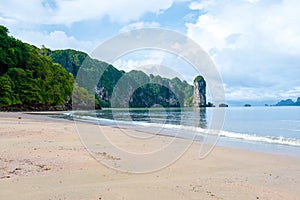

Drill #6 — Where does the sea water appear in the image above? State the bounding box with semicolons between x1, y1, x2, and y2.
68;106;300;157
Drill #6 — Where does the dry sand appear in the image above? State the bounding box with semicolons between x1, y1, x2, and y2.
0;112;299;200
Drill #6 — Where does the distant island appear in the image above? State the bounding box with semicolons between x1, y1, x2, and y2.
0;25;204;111
274;97;300;106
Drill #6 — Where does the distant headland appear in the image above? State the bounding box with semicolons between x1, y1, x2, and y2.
274;97;300;106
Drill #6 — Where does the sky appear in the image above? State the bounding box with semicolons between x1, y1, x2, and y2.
0;0;300;105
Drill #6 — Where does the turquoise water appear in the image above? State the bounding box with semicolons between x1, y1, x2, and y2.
69;106;300;157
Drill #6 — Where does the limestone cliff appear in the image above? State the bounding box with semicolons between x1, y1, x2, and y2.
193;76;206;107
50;49;194;108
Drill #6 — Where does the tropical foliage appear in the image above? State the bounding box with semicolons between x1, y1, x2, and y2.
51;51;195;108
0;25;74;109
0;25;195;110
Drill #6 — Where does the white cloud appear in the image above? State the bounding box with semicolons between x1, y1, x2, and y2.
112;50;193;82
189;0;215;10
113;50;166;72
0;16;18;26
186;0;300;101
0;0;181;25
0;0;184;53
280;86;300;100
225;85;300;103
244;0;260;3
119;22;160;33
14;30;97;52
187;0;300;55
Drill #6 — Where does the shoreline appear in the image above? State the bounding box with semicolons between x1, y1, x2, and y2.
0;112;300;199
14;110;300;158
57;110;300;158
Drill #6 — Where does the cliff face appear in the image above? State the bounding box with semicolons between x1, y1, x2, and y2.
110;72;183;108
193;76;206;107
51;50;194;108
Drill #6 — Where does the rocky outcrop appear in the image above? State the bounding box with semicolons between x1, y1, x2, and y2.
193;76;206;107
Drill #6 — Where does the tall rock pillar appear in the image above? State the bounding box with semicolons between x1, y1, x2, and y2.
193;75;206;107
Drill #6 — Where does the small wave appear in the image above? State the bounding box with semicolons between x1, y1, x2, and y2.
69;113;300;147
219;131;300;147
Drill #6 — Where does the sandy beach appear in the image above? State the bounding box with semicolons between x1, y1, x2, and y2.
0;112;299;200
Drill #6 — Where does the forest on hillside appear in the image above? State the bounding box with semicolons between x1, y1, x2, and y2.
0;25;76;110
0;25;194;111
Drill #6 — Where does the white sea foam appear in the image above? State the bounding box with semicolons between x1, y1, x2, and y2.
69;113;300;148
218;130;300;147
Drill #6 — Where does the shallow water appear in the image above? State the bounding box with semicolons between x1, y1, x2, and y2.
68;106;300;157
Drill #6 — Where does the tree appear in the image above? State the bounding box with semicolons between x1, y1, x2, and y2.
0;25;75;109
0;75;14;105
0;25;29;75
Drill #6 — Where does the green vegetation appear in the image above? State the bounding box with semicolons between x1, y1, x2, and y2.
112;73;194;108
0;25;91;110
0;25;195;110
49;49;88;78
72;84;96;109
50;49;124;107
194;75;204;83
51;49;195;108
